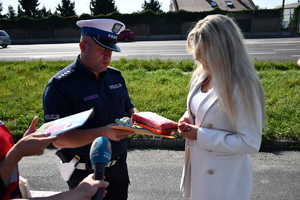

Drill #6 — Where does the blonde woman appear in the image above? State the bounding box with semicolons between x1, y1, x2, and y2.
178;14;266;200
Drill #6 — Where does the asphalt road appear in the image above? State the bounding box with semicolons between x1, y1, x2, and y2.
1;38;300;62
18;149;300;200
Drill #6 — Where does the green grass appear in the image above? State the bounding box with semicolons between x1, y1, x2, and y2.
0;59;299;143
260;70;300;141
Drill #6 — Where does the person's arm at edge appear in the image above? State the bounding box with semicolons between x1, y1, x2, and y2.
0;146;23;183
0;117;57;183
14;174;109;200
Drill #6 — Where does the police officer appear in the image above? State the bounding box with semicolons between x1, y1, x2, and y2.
43;19;138;200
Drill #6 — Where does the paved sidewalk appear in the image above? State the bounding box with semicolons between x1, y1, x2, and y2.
19;149;300;200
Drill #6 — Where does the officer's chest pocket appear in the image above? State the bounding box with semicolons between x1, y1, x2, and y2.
110;90;127;109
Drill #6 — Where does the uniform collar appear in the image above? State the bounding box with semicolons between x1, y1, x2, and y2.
76;56;108;79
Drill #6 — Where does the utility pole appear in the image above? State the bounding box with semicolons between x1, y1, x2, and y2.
282;0;285;9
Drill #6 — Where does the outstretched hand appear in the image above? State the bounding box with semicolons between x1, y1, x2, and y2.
23;116;39;137
13;116;58;158
0;117;59;184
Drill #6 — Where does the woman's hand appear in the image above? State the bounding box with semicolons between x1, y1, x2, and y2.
178;122;199;140
178;115;191;125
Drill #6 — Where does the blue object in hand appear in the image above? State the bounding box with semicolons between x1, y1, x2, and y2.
90;137;112;200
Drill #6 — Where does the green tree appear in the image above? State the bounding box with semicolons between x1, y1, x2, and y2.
7;5;17;19
142;0;163;13
18;0;40;18
17;5;25;18
90;0;117;15
0;2;3;18
39;6;52;18
56;0;76;17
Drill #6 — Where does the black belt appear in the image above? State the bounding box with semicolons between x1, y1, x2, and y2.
56;149;121;171
75;156;120;170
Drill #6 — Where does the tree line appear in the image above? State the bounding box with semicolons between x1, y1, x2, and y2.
0;0;163;19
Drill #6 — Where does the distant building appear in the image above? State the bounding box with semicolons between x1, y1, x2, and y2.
275;2;300;28
169;0;257;12
275;2;300;9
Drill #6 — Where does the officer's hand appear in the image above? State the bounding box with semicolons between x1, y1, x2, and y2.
102;127;134;141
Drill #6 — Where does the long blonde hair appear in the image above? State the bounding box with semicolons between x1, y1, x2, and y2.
187;14;266;128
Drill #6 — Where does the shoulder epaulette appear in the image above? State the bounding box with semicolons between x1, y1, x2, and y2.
53;64;76;81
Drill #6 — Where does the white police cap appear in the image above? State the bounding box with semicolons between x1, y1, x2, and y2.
77;19;125;52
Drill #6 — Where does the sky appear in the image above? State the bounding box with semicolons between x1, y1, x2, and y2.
1;0;299;15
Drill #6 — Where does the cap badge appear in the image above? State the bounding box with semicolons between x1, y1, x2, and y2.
112;23;123;34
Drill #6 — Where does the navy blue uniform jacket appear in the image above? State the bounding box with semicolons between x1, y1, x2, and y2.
43;57;135;162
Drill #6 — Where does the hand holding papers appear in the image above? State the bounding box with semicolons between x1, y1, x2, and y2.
108;112;178;139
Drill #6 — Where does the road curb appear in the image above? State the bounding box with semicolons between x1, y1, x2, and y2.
127;138;185;150
260;140;300;152
127;138;300;151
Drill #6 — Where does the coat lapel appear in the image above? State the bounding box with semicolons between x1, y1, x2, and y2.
197;91;217;125
187;75;218;126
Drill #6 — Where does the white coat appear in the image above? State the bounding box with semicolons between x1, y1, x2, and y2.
180;75;263;200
